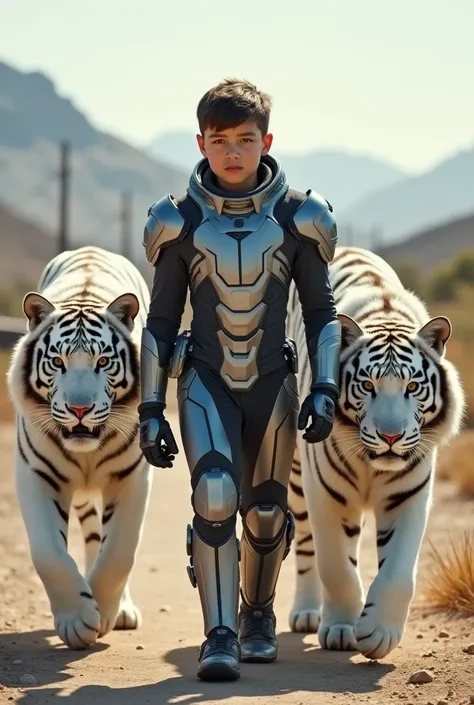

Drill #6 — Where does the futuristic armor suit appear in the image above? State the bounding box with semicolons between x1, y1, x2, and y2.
139;155;341;681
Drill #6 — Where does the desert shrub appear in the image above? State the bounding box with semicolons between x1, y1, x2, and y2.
452;251;474;285
421;530;474;616
425;266;457;303
0;282;35;318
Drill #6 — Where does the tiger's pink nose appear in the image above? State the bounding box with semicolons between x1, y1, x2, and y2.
379;433;403;446
69;405;90;419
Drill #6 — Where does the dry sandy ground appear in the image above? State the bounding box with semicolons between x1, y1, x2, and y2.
1;419;473;705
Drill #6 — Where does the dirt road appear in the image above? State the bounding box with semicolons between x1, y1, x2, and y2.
1;419;474;705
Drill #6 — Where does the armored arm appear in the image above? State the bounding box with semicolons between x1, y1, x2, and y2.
140;194;189;411
292;190;338;264
139;196;190;467
291;191;341;443
143;194;189;266
292;190;341;398
306;320;341;399
140;330;174;408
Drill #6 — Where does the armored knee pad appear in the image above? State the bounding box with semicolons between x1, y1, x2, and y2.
192;468;239;525
243;504;295;557
186;468;241;589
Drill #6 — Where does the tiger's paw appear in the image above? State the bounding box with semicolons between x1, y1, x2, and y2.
54;594;101;649
288;607;320;633
114;596;142;631
318;620;357;651
355;613;403;660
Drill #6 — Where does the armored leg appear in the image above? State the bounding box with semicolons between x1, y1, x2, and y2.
187;469;240;637
178;363;242;680
239;370;298;662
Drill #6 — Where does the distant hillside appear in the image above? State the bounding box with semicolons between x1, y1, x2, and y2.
0;200;155;291
379;212;474;274
148;130;408;212
0;202;55;286
0;61;188;263
151;128;474;250
340;148;474;247
3;58;472;262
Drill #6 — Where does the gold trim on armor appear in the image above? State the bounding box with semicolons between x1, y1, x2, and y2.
215;302;266;337
217;329;263;391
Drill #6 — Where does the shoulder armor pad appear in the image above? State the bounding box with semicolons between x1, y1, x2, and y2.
143;195;186;265
292;190;338;263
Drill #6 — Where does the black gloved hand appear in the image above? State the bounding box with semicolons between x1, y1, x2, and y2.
138;402;179;468
297;390;336;444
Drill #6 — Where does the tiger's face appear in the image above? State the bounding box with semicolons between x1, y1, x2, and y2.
17;292;140;453
337;313;453;472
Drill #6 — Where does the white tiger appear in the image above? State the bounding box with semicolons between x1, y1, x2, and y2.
286;246;465;659
7;246;152;650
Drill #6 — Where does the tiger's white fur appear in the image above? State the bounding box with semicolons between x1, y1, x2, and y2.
7;246;152;649
287;246;465;659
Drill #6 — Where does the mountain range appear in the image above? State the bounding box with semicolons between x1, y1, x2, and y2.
1;59;473;258
0;61;188;263
148;132;474;248
147;131;408;214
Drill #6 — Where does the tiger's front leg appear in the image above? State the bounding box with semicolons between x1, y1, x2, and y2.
306;451;365;651
355;471;433;660
15;458;101;649
288;446;322;633
87;459;152;637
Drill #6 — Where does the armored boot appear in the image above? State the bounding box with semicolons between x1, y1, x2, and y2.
186;469;241;681
239;505;295;662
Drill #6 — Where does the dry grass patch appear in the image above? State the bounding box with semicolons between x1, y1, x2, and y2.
421;530;474;617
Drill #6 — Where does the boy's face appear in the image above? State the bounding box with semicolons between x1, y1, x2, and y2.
196;120;273;192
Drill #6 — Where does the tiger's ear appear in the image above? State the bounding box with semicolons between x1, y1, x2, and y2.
338;313;364;348
23;293;55;331
417;316;452;356
107;293;140;330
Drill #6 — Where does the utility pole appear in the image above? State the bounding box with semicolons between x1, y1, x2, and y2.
369;225;383;252
58;141;71;254
120;190;132;260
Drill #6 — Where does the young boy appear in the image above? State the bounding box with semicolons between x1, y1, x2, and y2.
138;78;341;681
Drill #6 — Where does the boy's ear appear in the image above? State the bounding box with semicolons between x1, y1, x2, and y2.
262;133;273;155
196;133;206;157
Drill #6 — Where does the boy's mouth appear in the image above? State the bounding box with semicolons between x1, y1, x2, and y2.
225;166;243;172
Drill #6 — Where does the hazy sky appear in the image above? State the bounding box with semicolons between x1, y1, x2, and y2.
2;0;473;172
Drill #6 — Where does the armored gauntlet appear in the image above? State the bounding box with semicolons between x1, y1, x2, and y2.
138;327;179;467
298;319;341;443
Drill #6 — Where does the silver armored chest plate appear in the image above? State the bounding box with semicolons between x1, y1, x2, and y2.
190;210;290;390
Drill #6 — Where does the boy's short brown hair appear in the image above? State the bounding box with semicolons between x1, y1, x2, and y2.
197;78;272;136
